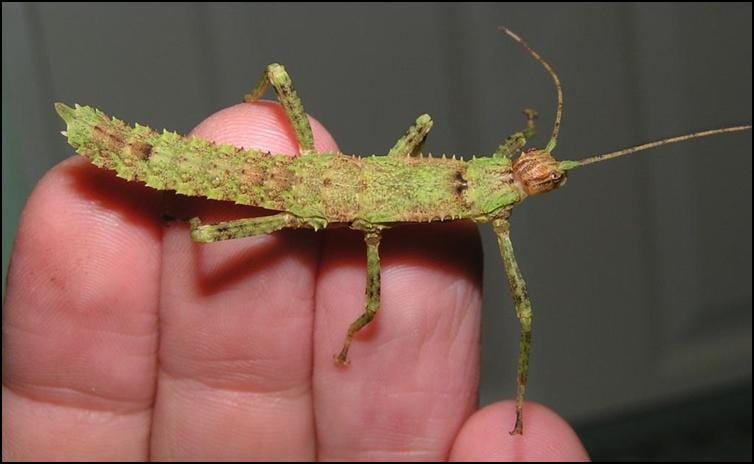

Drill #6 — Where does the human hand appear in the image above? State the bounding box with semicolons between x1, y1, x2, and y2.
3;101;588;461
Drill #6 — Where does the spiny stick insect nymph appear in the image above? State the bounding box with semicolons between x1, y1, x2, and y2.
54;27;751;435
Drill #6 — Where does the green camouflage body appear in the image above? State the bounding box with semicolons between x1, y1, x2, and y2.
56;104;522;224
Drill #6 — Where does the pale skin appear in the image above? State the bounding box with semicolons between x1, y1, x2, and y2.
2;101;589;461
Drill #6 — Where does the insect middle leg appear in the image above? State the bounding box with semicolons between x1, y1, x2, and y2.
492;216;533;435
243;63;314;154
494;108;538;158
335;221;385;365
190;212;327;243
387;113;434;157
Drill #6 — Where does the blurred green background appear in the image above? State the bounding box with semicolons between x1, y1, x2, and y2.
3;3;751;460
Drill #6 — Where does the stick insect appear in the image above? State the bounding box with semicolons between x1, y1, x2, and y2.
53;27;751;435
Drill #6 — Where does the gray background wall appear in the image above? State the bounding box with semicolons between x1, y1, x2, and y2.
3;3;751;459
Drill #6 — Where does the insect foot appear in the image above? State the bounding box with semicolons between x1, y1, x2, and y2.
335;225;383;367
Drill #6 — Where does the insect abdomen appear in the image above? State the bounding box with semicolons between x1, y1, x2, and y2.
56;103;308;211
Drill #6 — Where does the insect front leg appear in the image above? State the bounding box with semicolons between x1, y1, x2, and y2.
335;221;385;365
387;113;434;157
190;212;327;243
493;108;538;158
243;63;315;154
492;217;533;435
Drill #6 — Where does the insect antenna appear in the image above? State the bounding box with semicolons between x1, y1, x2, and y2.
499;26;563;154
559;125;752;171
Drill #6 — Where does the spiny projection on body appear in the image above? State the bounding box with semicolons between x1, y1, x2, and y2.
55;27;751;435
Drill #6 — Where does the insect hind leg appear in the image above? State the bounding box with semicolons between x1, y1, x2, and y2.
335;221;385;365
244;64;315;155
494;108;538;158
388;113;434;157
190;212;327;243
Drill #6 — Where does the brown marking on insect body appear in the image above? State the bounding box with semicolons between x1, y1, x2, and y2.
239;164;264;185
367;271;380;305
92;125;126;149
453;170;468;195
510;284;529;310
192;222;233;241
272;82;288;96
127;140;153;160
266;165;294;193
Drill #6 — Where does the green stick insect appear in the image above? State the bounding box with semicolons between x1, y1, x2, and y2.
54;27;751;435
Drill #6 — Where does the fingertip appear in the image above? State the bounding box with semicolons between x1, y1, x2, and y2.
450;401;590;462
189;101;339;154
